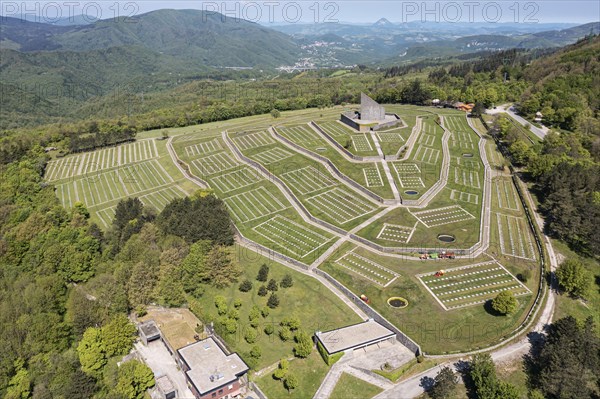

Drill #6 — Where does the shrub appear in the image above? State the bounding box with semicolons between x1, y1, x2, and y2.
249;345;262;359
245;327;258;344
281;274;293;288
280;316;301;331
264;324;275;335
257;263;269;282
233;299;243;308
294;330;313;358
261;306;270;318
279;326;292;342
267;293;280;309
257;285;268;296
228;309;239;320
239;279;253;292
267;279;278;292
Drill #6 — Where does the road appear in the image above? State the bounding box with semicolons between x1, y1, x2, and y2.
486;104;549;140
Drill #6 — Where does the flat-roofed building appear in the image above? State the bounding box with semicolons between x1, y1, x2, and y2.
155;375;177;399
177;338;249;399
139;320;161;346
315;319;395;355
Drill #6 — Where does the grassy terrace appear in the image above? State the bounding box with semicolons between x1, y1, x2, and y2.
391;116;444;201
47;138;195;228
356;114;484;249
232;130;384;230
272;122;395;199
172;131;338;263
319;242;539;354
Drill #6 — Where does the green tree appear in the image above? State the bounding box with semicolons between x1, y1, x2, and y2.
181;240;213;294
270;109;281;119
257;264;269;282
279;327;292;342
101;314;137;357
205;245;241;288
4;359;31;399
267;293;280;309
293;330;313;358
244;327;258;344
258;285;268;296
281;273;293;288
491;291;518;315
239;279;253;292
249;345;262;359
556;259;591;298
281;316;301;331
77;327;106;376
429;366;458;399
267;278;278;292
113;360;155;399
73;201;90;219
284;374;298;394
273;358;289;380
264;324;275;335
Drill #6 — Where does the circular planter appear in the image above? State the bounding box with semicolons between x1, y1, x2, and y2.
387;297;409;308
437;234;456;243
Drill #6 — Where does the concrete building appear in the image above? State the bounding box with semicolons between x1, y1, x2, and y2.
315;319;396;355
340;93;402;132
139;320;161;346
155;375;177;399
177;338;249;399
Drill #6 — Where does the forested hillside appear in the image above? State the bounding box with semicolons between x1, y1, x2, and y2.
0;146;238;397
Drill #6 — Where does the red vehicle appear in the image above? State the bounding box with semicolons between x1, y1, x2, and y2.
440;251;456;259
360;294;370;304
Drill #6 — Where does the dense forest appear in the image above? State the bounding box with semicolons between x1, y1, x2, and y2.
0;148;238;398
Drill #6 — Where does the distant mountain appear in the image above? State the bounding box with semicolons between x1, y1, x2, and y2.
373;18;393;27
1;9;299;67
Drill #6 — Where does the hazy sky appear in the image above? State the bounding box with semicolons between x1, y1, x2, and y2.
3;1;599;24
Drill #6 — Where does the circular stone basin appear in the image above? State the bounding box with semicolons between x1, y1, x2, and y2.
404;190;419;195
463;153;474;158
316;147;326;152
387;297;409;308
438;234;456;243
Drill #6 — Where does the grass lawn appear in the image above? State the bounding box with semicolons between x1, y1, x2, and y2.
192;244;362;369
320;242;537;354
329;373;383;399
255;351;330;399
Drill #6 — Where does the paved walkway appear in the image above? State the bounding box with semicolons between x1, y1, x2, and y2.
370;130;400;201
135;341;195;399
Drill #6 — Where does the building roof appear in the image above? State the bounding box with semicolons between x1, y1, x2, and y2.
156;375;176;395
177;338;249;395
315;319;395;354
139;320;161;339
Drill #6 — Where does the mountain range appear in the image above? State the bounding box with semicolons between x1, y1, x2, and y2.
1;9;598;130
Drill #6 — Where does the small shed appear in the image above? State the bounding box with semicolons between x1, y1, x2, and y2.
155;375;177;399
139;320;161;345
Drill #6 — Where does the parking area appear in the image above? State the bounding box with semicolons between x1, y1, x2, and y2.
135;340;195;399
